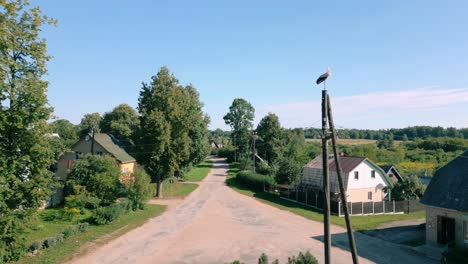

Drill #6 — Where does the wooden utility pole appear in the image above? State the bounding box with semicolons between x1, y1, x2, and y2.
90;126;96;155
327;94;359;264
321;89;331;264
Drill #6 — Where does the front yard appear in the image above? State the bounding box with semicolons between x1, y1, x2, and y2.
226;163;425;231
14;204;166;264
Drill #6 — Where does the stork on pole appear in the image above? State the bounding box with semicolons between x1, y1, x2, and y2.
316;68;359;264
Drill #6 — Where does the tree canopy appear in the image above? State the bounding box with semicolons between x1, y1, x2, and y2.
136;67;209;197
223;98;255;158
0;0;56;260
101;103;139;142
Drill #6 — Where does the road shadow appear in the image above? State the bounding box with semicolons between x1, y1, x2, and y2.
311;231;433;264
361;224;425;246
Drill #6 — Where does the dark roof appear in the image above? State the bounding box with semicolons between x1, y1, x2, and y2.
379;165;404;181
93;133;136;163
421;150;468;212
305;155;367;173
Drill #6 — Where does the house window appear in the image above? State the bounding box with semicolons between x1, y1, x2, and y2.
368;192;372;200
122;167;130;176
96;151;103;156
75;152;82;160
465;221;468;243
389;173;394;178
371;170;375;178
354;171;359;179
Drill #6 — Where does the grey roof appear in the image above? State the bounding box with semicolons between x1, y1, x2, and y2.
421;150;468;212
93;133;136;163
379;165;404;181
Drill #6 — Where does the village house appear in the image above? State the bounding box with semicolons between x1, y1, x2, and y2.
48;133;137;206
421;150;468;249
301;155;392;203
379;165;404;184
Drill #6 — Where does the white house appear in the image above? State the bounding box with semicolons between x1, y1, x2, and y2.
301;155;392;202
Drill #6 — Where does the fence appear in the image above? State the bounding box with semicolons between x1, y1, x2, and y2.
277;185;424;216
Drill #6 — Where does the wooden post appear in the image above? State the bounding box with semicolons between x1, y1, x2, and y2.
321;90;331;264
372;201;375;214
338;201;341;216
362;201;364;215
383;200;385;213
393;200;395;213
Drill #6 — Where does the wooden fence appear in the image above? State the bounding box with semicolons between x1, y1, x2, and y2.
276;185;424;216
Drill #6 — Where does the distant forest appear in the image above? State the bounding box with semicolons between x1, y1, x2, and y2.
303;126;467;141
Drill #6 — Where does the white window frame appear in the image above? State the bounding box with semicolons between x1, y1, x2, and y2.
368;192;372;200
371;170;375;178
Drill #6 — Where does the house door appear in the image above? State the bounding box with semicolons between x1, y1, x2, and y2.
437;216;455;244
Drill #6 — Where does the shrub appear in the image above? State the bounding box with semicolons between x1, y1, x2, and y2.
62;226;79;238
65;192;101;210
29;241;43;252
43;237;57;248
78;222;90;232
236;171;275;191
286;251;317;264
65;155;121;205
62;207;81;221
55;233;64;244
217;148;236;163
275;158;302;185
90;204;124;225
126;168;152;210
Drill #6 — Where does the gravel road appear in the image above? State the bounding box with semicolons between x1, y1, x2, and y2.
66;158;435;264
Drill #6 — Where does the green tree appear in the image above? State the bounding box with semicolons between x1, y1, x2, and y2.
223;98;255;159
125;168;152;210
136;67;208;197
79;112;102;136
391;175;425;201
256;113;283;163
50;119;79;148
0;1;56;260
65;155;121;205
101;103;139;142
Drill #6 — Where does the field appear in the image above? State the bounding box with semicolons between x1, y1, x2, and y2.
306;138;403;146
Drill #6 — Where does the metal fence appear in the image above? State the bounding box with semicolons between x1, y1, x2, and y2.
277;185;424;216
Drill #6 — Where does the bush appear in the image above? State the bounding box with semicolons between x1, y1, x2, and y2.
275;158;302;185
286;251;317;264
126;168;152;210
43;237;57;248
90;204;124;225
217;148;236;163
55;233;64;244
65;191;101;210
236;171;275;191
65;155;121;205
62;226;79;238
78;222;89;232
29;241;43;252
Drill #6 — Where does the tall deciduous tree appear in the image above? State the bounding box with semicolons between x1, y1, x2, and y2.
256;113;283;163
0;1;56;260
223;98;255;158
100;103;139;142
136;67;209;197
50;119;79;148
79;112;102;136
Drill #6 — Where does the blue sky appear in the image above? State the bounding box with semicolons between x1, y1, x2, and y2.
35;0;468;130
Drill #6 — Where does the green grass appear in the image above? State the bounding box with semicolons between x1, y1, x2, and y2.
161;181;199;198
183;160;213;181
226;163;425;231
15;204;166;264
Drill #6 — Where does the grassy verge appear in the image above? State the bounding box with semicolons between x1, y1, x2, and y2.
226;163;425;231
183;160;213;181
15;204;166;264
161;181;198;198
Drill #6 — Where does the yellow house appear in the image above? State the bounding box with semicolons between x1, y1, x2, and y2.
49;133;137;206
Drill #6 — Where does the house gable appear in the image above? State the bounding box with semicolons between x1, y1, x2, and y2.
347;160;389;190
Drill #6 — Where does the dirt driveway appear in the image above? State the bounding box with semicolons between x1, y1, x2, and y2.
66;158;435;264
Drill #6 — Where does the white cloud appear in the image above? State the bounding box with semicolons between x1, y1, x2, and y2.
259;88;468;129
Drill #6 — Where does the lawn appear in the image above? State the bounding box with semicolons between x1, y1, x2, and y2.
183;160;213;181
15;204;166;264
226;163;425;231
161;181;199;198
